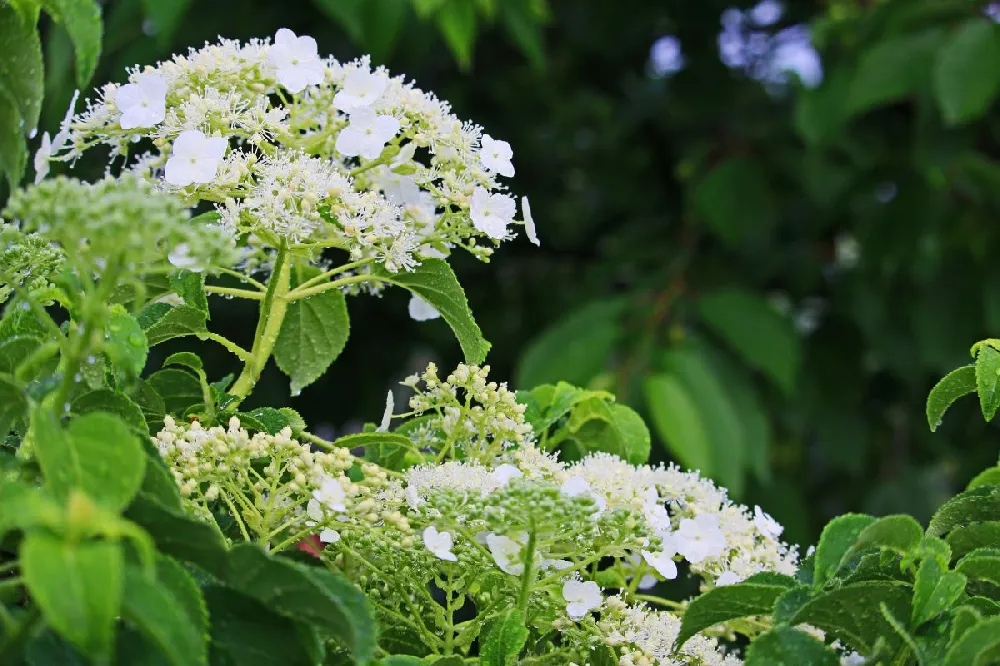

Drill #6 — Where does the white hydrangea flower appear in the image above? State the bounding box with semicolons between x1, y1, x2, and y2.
312;475;347;513
168;243;204;272
754;505;784;540
268;28;325;93
408;295;441;321
470;187;515;239
422;526;457;562
33;133;52;184
674;514;727;564
841;652;866;666
560;476;592;498
336;110;401;160
334;68;389;113
562;580;602;620
164;130;228;186
624;553;658;590
521;196;539;246
641;549;678;580
377;390;394;432
486;533;525;575
480;134;514;177
492;463;523;487
715;571;742;586
115;72;167;129
319;528;341;544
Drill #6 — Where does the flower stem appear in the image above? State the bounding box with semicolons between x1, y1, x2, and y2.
229;242;291;402
205;285;265;300
517;523;538;614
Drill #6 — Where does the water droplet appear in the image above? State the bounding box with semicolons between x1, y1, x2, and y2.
86;355;96;363
128;333;144;346
19;302;30;310
63;402;72;414
73;373;82;382
291;389;301;397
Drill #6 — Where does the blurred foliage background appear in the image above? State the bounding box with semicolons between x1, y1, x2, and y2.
7;0;1000;547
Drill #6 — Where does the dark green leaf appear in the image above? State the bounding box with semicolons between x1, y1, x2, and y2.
170;270;209;315
480;607;528;666
948;522;1000;560
956;549;1000;587
235;407;289;435
275;266;350;395
975;344;1000;420
933;19;1000;125
644;372;712;474
745;626;840;666
929;486;1000;537
164;352;204;373
698;288;800;394
137;302;209;346
125;493;229;578
203;586;316;666
40;0;102;86
912;556;967;627
0;4;44;133
927;365;976;431
791;581;912;653
129;378;167;433
0;95;27;188
21;532;122;660
346;431;420;471
147;368;202;415
226;544;377;664
846;29;942;116
71;388;147;434
693;157;777;247
678;577;799;647
139;453;183;511
376;258;489;366
813;513;877;587
436;0;476;70
942;616;1000;666
0;376;28;436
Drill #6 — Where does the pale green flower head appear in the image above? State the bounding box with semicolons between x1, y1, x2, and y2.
0;228;66;305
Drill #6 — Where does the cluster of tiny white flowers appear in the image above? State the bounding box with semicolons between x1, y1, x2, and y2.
400;362;534;457
41;29;537;274
598;597;742;666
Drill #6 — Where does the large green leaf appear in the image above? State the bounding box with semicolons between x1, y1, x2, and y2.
956;549;1000;587
225;544;377;664
146;368;203;415
0;4;43;134
70;388;147;434
105;306;148;378
791;581;912;653
120;555;208;666
692;157;777;247
677;574;799;647
41;0;102;86
32;409;146;510
912;556;967;627
975;344;1000;421
558;396;649;465
644;373;712;475
21;532;123;661
124;493;229;578
203;586;317;666
515;298;626;389
745;626;840;666
933;19;1000;126
436;0;476;70
0;94;27;188
480;608;529;666
926;365;976;431
136;302;209;346
275;266;350;394
812;513;876;587
948;522;1000;560
846;29;942;116
943;616;1000;666
928;486;1000;537
376;258;489;365
0;375;28;436
697;288;800;395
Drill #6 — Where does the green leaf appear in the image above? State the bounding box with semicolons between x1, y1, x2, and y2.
147;368;203;415
377;259;489;366
678;577;799;647
943;616;1000;666
975;344;1000;420
848;514;924;561
274;266;350;395
480;608;529;666
515;298;626;389
948;522;1000;560
40;0;102;86
956;549;1000;587
129;378;167;433
791;581;913;653
139;454;183;512
912;556;967;627
203;586;317;666
556;397;649;465
345;431;421;471
518;382;599;432
846;29;942;116
745;626;840;666
170;270;209;314
499;0;545;70
436;0;476;70
311;0;364;42
235;407;290;435
644;373;712;474
693;157;777;247
968;466;1000;491
0;334;43;373
137;302;209;346
660;343;747;496
163;352;204;373
33;409;146;510
120;556;208;666
812;513;877;587
698;288;800;394
21;532;122;660
880;603;924;664
381;658;426;666
226;544;377;664
125;493;229;578
0;375;28;436
927;365;976;431
25;630;89;665
934;19;1000;125
0;4;44;132
106;306;149;377
928;486;1000;537
71;388;147;434
0;95;27;188
139;0;191;45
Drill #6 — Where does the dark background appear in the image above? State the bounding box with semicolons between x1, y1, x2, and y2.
31;0;1000;546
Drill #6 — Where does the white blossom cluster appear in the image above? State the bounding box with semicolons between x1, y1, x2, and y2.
39;30;538;274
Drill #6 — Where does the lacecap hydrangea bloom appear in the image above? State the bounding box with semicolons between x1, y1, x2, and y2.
40;29;536;275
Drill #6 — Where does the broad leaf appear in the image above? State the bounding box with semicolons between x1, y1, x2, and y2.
147;368;203;415
928;486;1000;537
41;0;102;86
948;522;1000;560
0;4;43;134
791;581;913;653
934;19;1000;125
0;375;28;436
376;259;489;366
912;556;967;628
693;157;777;247
203;586;317;666
927;365;976;431
846;29;942;116
745;626;839;666
125;493;229;578
813;514;876;587
21;532;123;660
644;373;712;474
975;344;1000;420
274;266;350;394
71;388;147;434
956;549;1000;587
480;608;529;666
678;575;799;647
942;616;1000;666
105;306;149;378
137;302;209;346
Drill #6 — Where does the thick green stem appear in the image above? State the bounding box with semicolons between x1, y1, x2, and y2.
517;525;538;614
229;244;291;401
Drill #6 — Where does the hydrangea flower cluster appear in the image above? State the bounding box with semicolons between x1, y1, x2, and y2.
41;29;536;274
0;228;65;305
153;363;798;664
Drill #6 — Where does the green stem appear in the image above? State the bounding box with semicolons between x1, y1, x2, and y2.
517;524;538;614
292;259;374;293
229;243;291;401
205;285;264;300
198;332;251;361
284;274;377;301
634;594;685;609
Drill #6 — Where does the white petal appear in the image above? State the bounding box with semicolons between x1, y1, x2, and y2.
522;196;539;246
377;390;394;432
408;295;441;322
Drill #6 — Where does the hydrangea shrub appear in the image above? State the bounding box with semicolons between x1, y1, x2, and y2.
1;29;999;666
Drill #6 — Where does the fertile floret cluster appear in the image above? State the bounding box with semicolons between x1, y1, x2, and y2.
0;228;65;305
40;30;536;274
